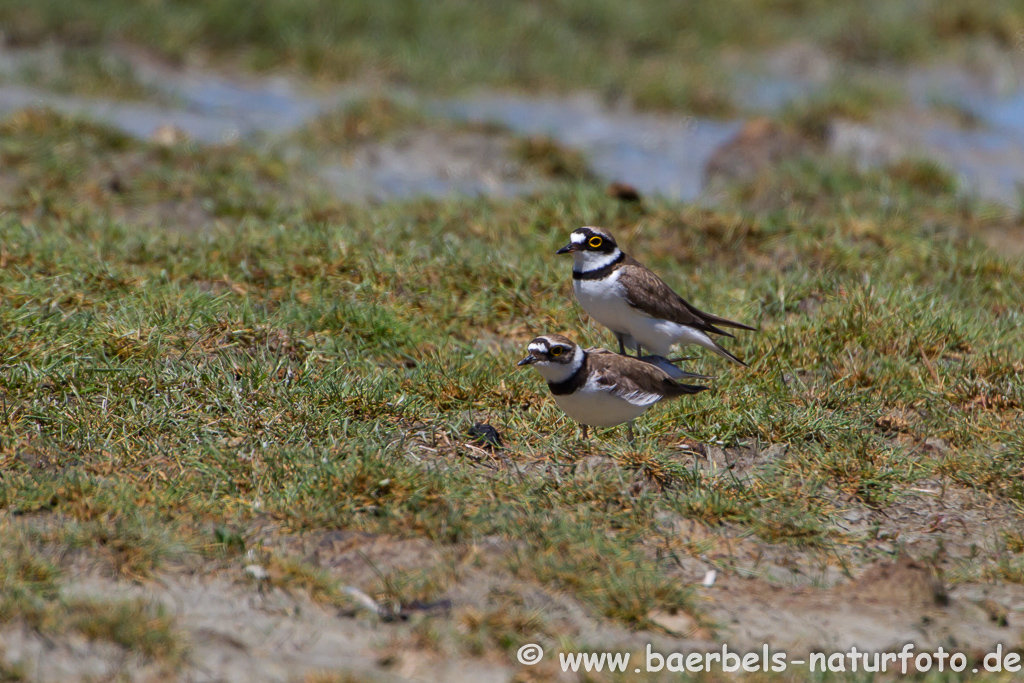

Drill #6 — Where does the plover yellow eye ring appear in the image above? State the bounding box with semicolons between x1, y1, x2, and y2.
550;346;563;356
588;236;603;248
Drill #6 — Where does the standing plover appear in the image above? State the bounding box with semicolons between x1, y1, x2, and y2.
557;227;754;365
517;334;708;440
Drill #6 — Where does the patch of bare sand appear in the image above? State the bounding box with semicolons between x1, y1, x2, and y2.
652;441;1024;656
0;570;510;683
3;453;1021;682
702;555;1024;658
978;224;1024;257
3;520;1022;682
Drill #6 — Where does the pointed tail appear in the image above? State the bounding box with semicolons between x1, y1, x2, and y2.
668;381;711;396
681;298;757;334
638;354;715;381
706;337;749;367
689;328;749;367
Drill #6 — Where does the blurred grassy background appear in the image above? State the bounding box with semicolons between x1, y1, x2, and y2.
3;0;1023;111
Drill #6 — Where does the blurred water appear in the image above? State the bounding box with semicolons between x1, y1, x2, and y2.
738;66;1024;205
436;95;743;201
902;69;1024;205
0;82;255;142
906;121;1024;206
0;52;347;142
320;164;538;202
129;62;346;138
0;49;1022;206
732;73;820;112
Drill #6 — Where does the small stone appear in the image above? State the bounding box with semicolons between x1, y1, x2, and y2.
648;609;698;636
677;439;707;458
842;508;867;523
702;569;717;587
245;564;269;581
705;117;808;184
606;181;642;203
758;443;788;462
467;423;503;450
924;437;949;453
151;124;188;147
875;411;912;433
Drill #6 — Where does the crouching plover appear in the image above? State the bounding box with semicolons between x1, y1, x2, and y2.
517;334;708;441
556;227;755;365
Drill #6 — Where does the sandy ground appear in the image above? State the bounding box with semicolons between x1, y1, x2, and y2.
4;450;1022;682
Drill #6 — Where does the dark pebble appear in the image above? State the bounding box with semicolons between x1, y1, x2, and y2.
468;423;503;449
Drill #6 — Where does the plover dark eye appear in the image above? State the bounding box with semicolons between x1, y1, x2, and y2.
588;236;603;248
550;346;563;357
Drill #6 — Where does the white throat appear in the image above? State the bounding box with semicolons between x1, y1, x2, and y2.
535;345;585;384
573;247;622;275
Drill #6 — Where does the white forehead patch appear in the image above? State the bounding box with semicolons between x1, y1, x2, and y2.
570;232;586;244
528;342;547;354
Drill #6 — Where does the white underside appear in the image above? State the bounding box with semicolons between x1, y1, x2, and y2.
552;377;653;427
574;273;720;357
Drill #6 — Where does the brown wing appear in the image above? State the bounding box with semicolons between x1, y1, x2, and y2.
617;255;756;336
586;350;708;406
588;348;712;380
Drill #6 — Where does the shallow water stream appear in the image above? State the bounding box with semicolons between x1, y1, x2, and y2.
1;48;1021;206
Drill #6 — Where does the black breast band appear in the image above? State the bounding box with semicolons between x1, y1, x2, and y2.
548;354;589;395
572;252;624;281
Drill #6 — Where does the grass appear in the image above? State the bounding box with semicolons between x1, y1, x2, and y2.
66;598;182;660
781;75;904;141
0;523;183;664
513;135;594;182
295;96;429;150
295;95;595;182
0;107;1022;674
2;1;1024;114
11;47;158;101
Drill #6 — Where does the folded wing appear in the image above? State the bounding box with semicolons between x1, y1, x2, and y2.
586;349;709;406
617;257;755;337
